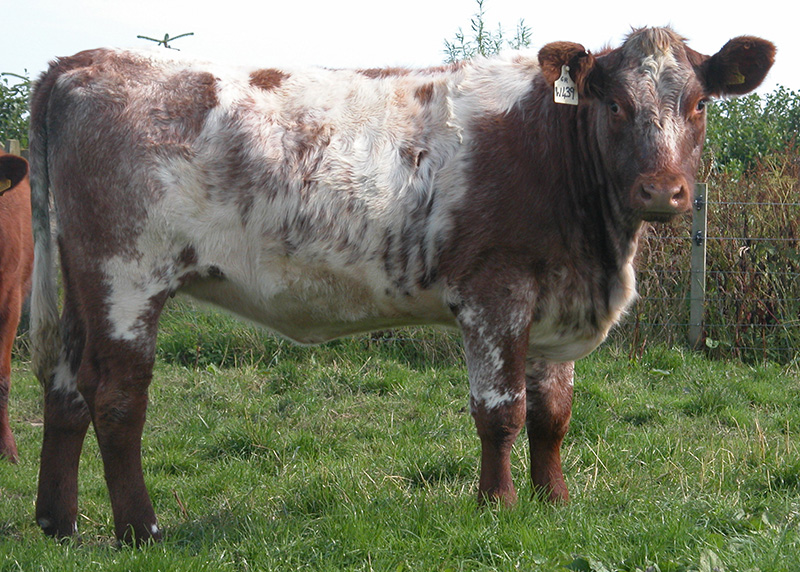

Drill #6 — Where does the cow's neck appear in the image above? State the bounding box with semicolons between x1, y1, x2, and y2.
526;88;643;274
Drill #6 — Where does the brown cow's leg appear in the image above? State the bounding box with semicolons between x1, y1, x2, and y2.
525;359;573;503
36;300;91;538
75;335;161;545
472;394;526;505
0;291;22;462
36;386;91;537
77;287;168;545
461;312;529;506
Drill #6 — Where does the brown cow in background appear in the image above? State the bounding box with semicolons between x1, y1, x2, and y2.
0;150;33;463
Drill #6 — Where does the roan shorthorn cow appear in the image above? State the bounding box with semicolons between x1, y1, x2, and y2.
29;27;774;543
0;150;33;463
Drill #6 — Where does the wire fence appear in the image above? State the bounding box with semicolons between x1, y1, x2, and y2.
612;183;800;364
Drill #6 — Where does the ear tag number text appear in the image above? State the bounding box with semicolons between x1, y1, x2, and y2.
554;65;578;106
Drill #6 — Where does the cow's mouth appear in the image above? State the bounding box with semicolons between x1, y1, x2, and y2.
640;210;683;223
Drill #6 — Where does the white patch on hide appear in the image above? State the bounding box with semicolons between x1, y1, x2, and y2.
50;355;86;405
472;386;526;410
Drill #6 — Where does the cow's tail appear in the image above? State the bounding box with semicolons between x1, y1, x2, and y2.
28;65;62;388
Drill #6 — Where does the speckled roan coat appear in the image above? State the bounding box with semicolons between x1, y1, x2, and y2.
28;27;774;543
0;151;33;464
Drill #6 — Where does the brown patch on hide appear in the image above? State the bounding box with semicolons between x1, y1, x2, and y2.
357;67;411;79
152;71;219;142
414;83;435;105
250;69;288;91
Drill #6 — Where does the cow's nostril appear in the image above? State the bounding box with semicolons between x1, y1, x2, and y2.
671;186;687;205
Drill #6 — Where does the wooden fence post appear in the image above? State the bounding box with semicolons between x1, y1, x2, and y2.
3;140;27;160
4;139;21;156
689;182;708;349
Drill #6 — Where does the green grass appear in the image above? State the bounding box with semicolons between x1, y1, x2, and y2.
2;302;800;570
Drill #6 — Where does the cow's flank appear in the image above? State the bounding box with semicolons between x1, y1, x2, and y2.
29;28;775;543
0;151;34;463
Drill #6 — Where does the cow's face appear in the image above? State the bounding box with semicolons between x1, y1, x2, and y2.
539;28;775;223
0;152;29;197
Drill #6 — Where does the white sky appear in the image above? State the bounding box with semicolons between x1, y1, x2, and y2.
4;0;795;95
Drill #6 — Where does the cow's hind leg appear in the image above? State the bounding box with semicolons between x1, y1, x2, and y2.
78;289;170;545
525;359;573;503
36;297;92;538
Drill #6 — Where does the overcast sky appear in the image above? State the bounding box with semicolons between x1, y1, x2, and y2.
4;0;795;95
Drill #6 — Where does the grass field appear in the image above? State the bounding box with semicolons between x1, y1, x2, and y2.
2;301;800;571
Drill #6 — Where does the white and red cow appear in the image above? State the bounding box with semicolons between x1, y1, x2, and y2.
0;151;33;463
29;27;774;543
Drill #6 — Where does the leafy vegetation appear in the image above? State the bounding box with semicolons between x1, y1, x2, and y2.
443;0;531;63
0;73;30;148
705;86;800;176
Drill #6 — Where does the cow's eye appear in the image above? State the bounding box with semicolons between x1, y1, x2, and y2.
609;102;621;114
696;99;709;113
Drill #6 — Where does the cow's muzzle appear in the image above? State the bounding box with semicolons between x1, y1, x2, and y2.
631;174;692;222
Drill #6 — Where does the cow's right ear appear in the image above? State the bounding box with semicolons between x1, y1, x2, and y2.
538;42;603;99
0;154;28;196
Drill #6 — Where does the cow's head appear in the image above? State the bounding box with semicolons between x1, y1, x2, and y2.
0;152;29;197
539;27;775;222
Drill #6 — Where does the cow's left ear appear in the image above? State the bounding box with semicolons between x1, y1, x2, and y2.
698;36;776;96
0;154;28;195
538;42;602;98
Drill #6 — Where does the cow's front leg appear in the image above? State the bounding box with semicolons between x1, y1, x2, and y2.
525;359;573;503
460;312;528;506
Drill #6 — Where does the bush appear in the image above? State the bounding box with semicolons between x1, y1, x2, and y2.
705;86;800;176
0;73;30;148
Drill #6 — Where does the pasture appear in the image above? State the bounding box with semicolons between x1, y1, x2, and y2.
2;300;799;571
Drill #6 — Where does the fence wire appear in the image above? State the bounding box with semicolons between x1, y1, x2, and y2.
611;193;799;364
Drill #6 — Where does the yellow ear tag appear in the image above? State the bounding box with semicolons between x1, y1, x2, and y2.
0;178;11;193
728;71;746;85
554;65;579;106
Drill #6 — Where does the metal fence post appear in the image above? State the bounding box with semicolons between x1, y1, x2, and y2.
689;182;708;349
